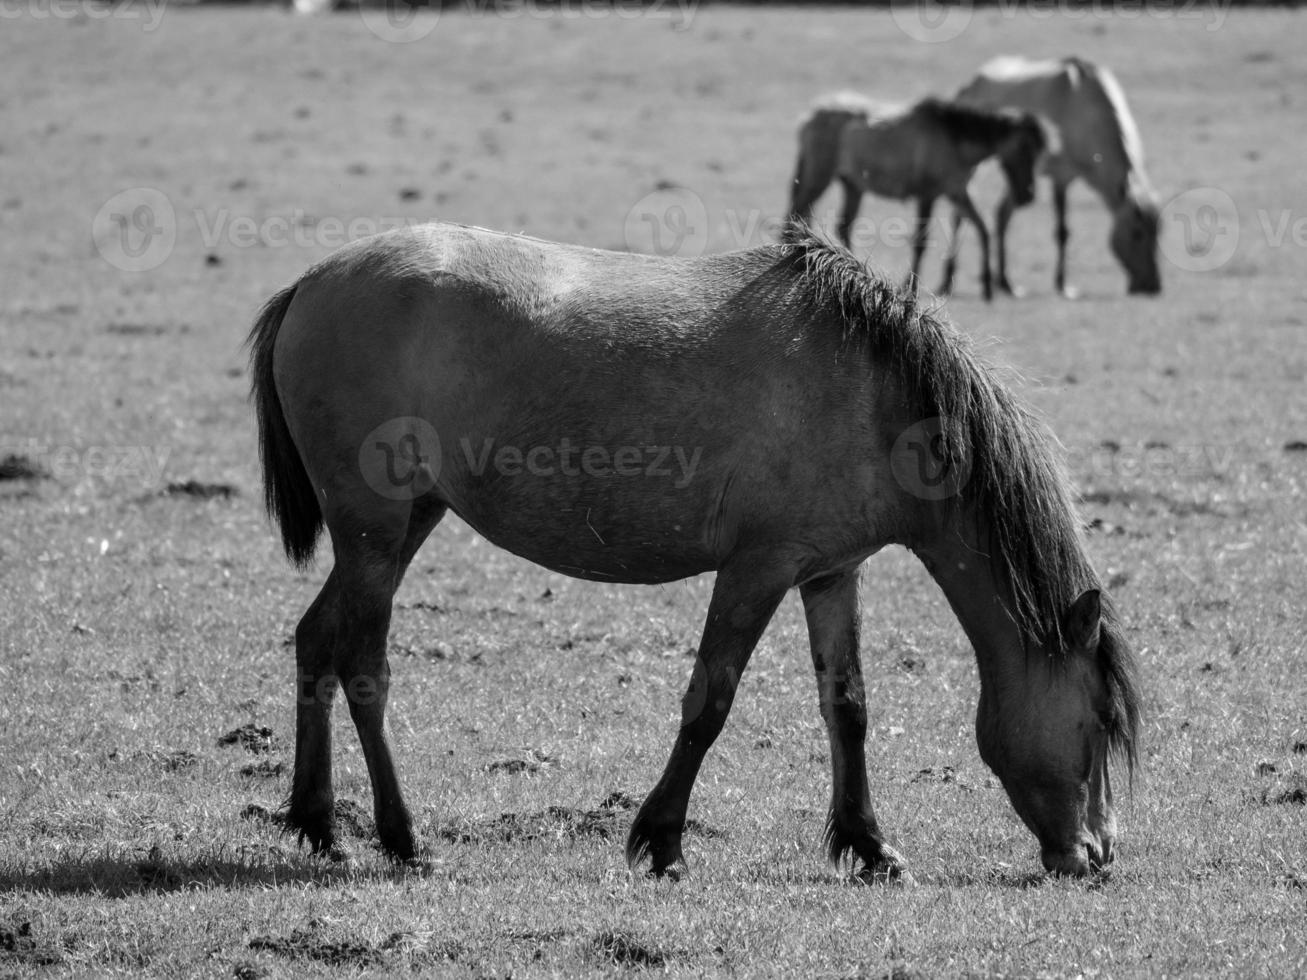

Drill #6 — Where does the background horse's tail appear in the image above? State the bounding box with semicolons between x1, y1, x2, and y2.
246;283;323;568
787;99;866;233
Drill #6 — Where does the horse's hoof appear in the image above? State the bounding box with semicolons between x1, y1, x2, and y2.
853;845;913;886
645;858;689;882
322;843;352;866
396;856;435;875
1058;285;1081;300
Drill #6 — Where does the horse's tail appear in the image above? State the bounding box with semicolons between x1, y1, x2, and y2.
246;282;323;568
788;102;862;232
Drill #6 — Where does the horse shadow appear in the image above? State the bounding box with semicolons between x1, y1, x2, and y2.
0;849;380;898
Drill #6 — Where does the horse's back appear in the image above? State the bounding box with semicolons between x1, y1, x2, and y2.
833;99;974;199
956;56;1145;189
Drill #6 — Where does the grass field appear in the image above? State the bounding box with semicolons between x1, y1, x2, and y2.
1;3;1305;977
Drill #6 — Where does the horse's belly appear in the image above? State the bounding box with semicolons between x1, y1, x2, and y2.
442;448;724;585
452;491;719;585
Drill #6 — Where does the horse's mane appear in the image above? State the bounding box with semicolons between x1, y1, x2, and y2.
1063;57;1152;198
778;233;1140;769
913;96;1034;147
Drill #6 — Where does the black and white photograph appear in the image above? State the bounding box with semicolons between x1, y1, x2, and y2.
1;0;1303;975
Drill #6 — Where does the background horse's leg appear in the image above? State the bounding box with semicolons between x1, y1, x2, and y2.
906;195;936;295
800;571;909;883
992;192;1023;296
1052;179;1076;298
787;162;831;239
287;567;345;858
836;177;863;248
325;494;448;862
626;559;791;878
949;191;992;301
937;209;964;296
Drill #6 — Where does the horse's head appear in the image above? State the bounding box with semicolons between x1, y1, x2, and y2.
995;113;1047;207
1110;193;1162;295
975;589;1139;876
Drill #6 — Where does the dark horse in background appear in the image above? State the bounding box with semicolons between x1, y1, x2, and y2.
786;95;1046;301
248;222;1141;880
953;55;1162;297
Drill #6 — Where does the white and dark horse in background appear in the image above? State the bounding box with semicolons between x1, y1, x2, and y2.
953;55;1162;297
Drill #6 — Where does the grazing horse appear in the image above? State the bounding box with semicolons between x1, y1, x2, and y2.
953;55;1162;296
786;94;1046;301
248;222;1141;879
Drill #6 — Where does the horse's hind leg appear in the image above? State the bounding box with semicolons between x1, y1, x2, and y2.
626;557;791;878
786;163;828;240
328;495;448;862
836;178;863;249
287;487;445;863
287;567;346;858
800;570;909;883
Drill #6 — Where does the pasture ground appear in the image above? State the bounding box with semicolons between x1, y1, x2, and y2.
1;5;1305;977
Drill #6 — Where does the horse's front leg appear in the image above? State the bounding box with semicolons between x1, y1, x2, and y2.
993;192;1023;297
950;191;992;301
905;195;935;295
937;208;964;296
1052;179;1077;298
800;570;910;883
626;558;791;879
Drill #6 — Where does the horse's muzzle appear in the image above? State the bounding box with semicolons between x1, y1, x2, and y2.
1041;832;1113;877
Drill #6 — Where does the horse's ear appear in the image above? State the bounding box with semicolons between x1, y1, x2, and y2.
1062;589;1102;652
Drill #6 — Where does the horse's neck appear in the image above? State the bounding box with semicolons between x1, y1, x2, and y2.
1075;143;1151;211
911;509;1024;681
1061;68;1153;210
956;134;1003;172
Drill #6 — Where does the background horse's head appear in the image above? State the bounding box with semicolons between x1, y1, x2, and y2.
1110;191;1162;294
994;112;1047;207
